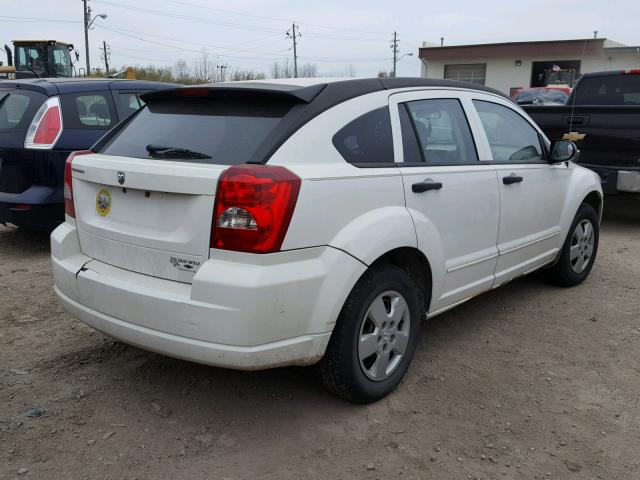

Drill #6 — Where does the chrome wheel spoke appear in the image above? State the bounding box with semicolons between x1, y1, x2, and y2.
393;330;409;354
358;333;379;360
368;296;389;328
389;296;408;325
371;351;391;380
569;244;581;262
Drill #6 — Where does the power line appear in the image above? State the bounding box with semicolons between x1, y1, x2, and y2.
96;24;391;64
92;0;388;41
154;0;389;37
0;15;81;23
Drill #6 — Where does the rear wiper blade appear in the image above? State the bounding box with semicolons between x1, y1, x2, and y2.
146;144;211;159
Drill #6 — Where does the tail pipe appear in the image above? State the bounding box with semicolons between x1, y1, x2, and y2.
4;45;12;66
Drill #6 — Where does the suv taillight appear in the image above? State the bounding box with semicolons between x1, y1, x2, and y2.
24;96;63;149
211;165;301;253
64;150;93;219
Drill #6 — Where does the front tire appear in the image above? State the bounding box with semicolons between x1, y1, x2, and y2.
542;202;599;287
317;264;422;403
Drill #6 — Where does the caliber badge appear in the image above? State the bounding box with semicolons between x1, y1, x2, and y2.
96;189;112;217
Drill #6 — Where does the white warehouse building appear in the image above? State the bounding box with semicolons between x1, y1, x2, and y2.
419;38;640;95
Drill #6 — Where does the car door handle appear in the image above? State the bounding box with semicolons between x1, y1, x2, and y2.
412;180;443;193
503;174;523;185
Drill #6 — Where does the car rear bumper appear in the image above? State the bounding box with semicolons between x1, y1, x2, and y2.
51;222;366;370
0;185;63;230
582;164;640;195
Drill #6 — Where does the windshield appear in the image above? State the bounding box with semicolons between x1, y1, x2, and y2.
16;45;46;73
515;89;568;105
99;97;295;164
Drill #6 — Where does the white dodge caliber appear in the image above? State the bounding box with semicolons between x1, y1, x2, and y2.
52;78;602;402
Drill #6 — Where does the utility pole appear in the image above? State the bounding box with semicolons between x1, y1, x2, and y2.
100;41;110;74
83;0;91;75
286;23;300;78
391;31;399;78
216;63;228;82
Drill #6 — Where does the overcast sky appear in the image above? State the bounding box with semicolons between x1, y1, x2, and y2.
2;0;639;78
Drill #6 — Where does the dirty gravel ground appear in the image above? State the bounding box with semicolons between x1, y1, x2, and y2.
1;196;639;480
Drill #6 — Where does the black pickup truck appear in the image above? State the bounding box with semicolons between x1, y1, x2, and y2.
524;70;640;194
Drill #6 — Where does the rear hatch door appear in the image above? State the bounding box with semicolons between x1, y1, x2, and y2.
72;89;301;283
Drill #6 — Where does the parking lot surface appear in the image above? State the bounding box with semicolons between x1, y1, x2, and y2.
1;196;639;480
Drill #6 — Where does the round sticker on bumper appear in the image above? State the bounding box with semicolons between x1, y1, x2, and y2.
96;189;112;217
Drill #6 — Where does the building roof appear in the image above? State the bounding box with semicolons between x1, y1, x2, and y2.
419;38;613;61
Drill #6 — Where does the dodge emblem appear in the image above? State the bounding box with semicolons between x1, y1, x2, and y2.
117;171;125;185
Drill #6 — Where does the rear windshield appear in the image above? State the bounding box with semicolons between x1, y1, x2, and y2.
99;97;295;164
572;75;640;105
0;89;46;132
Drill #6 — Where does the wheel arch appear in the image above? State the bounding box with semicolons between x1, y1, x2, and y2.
582;189;603;221
369;246;433;315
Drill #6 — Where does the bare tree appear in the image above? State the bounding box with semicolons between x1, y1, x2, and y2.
298;63;318;78
192;49;215;83
344;64;356;78
231;69;266;81
173;59;191;84
270;59;295;79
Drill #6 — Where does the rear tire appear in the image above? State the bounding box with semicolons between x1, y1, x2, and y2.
542;202;599;287
317;264;422;403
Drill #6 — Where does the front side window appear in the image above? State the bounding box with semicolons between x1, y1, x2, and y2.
473;100;544;163
332;107;394;165
403;99;478;164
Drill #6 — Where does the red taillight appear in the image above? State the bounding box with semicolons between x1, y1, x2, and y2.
64;150;93;219
622;69;640;75
24;97;63;150
211;165;301;253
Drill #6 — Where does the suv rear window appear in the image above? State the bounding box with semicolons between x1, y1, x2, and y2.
100;97;294;165
0;90;46;131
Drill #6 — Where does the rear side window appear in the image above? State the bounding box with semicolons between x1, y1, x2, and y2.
474;100;544;163
0;90;46;131
332;107;394;165
573;75;640;105
114;92;145;119
404;99;478;164
100;97;295;165
60;92;115;129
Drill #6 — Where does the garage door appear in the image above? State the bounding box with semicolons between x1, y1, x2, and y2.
444;64;486;85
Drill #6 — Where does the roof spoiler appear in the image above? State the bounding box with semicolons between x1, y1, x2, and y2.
140;82;327;104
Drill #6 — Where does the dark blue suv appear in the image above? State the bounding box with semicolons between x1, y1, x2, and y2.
0;78;178;230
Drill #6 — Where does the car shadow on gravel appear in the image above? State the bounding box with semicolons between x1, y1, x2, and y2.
0;225;51;255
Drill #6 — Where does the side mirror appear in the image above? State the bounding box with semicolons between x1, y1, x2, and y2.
550;139;578;163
